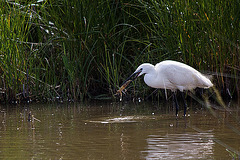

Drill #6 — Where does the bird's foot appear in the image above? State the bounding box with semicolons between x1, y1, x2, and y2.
175;114;179;120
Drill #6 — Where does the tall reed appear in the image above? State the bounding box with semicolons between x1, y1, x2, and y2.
0;0;239;103
0;1;32;102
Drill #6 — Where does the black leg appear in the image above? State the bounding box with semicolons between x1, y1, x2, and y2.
180;92;187;116
173;92;179;117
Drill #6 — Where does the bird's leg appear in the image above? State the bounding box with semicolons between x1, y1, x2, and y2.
180;92;187;116
173;92;179;117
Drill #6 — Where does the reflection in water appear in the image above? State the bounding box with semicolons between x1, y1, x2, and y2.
143;133;214;160
87;115;156;123
0;102;239;159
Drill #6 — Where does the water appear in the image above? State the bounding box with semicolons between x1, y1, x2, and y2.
0;101;240;159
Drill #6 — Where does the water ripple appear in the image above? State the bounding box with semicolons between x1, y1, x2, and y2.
142;133;214;160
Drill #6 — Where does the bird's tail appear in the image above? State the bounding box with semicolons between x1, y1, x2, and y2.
200;74;213;88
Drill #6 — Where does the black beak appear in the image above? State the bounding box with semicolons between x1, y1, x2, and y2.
121;68;142;86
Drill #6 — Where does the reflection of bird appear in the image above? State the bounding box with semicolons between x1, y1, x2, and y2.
121;60;213;116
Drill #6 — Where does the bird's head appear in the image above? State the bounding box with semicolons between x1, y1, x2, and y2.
121;63;153;86
120;68;142;86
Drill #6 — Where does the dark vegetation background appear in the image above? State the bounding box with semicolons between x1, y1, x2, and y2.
0;0;239;103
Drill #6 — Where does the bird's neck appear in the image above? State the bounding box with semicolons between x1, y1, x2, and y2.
144;68;158;88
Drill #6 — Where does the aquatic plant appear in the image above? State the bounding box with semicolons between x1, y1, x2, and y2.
0;0;239;103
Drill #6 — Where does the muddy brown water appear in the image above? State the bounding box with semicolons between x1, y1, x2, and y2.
0;101;239;159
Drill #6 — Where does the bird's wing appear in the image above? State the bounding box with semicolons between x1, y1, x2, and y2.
161;64;200;90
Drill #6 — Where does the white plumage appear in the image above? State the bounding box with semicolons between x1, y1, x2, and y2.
122;60;213;116
135;60;213;91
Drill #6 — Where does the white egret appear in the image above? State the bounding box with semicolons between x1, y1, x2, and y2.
120;60;213;116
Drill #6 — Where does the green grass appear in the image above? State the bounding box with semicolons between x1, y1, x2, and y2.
0;0;239;103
